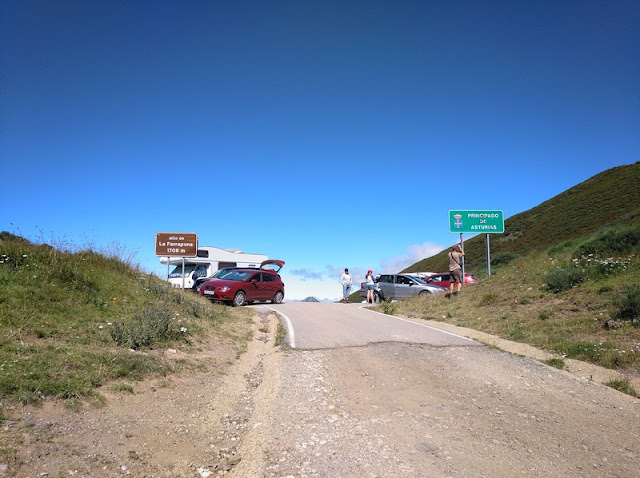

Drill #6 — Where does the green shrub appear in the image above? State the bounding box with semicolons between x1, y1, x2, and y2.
544;265;586;293
275;320;287;347
111;307;172;349
112;383;135;394
538;310;552;320
543;358;565;369
587;259;632;280
554;341;598;359
552;340;629;367
611;285;640;326
604;378;638;398
576;225;640;257
548;240;579;258
479;293;499;306
509;327;525;340
491;252;517;266
380;300;398;315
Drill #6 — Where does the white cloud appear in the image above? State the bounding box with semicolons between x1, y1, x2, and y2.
281;242;444;301
379;242;443;273
281;273;343;302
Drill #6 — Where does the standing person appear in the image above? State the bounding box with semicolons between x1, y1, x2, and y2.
365;269;376;304
448;244;465;297
340;268;353;303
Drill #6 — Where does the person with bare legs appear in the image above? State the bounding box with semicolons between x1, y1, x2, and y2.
448;244;465;297
365;269;376;304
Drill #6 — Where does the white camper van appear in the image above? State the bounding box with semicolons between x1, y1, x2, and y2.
159;246;268;289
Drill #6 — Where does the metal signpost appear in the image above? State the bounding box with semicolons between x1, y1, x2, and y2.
155;232;198;288
449;210;504;277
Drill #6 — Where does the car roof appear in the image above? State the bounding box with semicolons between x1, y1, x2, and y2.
428;272;475;276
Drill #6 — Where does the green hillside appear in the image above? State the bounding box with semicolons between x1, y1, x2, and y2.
0;232;252;407
385;161;640;394
405;162;640;275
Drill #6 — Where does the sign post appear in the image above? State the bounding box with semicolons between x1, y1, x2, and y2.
155;233;198;286
449;211;504;277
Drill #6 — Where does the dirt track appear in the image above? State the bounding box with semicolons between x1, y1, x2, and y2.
3;311;639;477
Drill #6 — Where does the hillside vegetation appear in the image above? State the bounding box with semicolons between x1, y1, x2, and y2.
405;162;640;274
0;232;253;409
388;162;640;395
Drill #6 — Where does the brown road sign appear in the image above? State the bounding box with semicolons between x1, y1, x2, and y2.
155;232;198;257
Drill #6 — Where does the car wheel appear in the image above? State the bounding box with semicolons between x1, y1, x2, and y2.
273;291;284;304
232;291;246;307
374;292;381;303
419;290;431;296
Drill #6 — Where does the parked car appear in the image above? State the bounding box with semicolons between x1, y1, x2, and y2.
360;274;446;302
359;280;383;303
424;273;478;289
193;267;237;293
199;260;285;306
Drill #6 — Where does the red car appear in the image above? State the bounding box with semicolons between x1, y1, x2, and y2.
199;260;285;306
424;273;478;289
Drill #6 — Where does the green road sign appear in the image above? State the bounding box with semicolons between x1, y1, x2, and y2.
449;210;504;233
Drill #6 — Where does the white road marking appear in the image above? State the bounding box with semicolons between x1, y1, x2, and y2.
360;306;477;343
264;305;296;349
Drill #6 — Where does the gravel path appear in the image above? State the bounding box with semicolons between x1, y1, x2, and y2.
3;311;639;477
246;340;639;477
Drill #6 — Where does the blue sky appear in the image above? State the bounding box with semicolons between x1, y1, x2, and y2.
2;1;639;300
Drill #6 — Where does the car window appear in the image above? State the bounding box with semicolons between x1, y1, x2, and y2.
262;274;275;282
378;275;393;283
224;271;252;281
407;275;427;284
213;268;235;278
428;275;443;282
396;276;412;285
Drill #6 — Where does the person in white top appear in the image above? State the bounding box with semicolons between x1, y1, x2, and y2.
340;268;353;303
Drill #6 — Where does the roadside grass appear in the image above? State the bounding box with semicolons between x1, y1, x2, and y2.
0;232;254;408
390;231;640;376
275;318;288;348
543;358;566;370
604;378;638;398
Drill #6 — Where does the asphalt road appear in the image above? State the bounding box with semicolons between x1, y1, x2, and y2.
264;302;480;349
244;302;640;477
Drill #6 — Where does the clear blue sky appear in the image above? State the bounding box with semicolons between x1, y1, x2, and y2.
2;1;639;300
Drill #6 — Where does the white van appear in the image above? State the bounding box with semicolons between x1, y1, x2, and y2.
159;246;268;289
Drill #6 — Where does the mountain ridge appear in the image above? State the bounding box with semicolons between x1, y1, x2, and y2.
404;162;640;274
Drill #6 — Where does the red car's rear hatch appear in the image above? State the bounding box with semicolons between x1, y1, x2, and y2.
260;259;285;273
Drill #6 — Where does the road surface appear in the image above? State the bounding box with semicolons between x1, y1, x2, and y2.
265;302;479;349
230;302;640;477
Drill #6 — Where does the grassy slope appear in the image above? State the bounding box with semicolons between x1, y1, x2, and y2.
404;162;640;275
0;232;252;406
3;163;639;405
383;162;640;389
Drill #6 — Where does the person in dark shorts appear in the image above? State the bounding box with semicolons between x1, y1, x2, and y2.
448;244;465;296
365;269;376;304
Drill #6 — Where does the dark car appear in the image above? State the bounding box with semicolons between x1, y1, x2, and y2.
360;274;446;302
199;260;285;306
192;267;237;293
424;273;478;289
